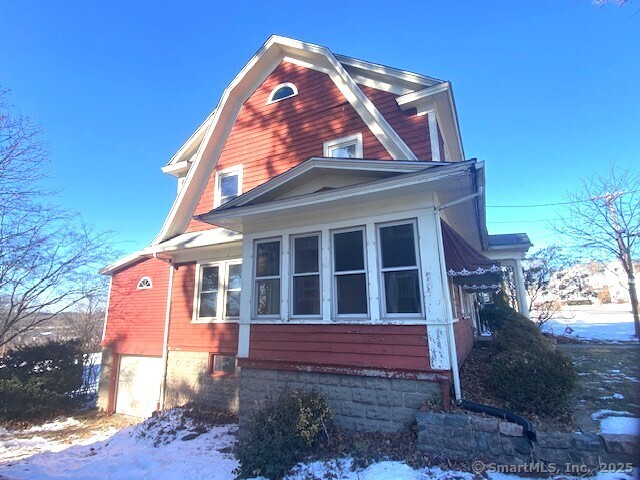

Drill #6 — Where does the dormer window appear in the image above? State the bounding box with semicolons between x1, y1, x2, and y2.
137;277;152;290
215;165;243;207
323;133;363;159
267;83;298;104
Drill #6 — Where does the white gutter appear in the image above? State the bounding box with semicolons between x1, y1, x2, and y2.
159;263;175;410
101;276;113;343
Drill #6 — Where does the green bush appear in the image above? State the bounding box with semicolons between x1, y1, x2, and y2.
0;340;84;422
235;389;334;480
490;349;578;415
487;308;578;416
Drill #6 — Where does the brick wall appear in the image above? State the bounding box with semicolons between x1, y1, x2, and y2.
239;368;441;432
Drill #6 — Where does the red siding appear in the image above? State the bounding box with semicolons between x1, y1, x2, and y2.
103;258;169;356
167;263;238;353
186;61;395;232
452;287;474;364
248;324;431;371
360;85;432;161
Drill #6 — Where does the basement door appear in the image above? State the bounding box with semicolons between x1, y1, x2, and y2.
115;355;162;418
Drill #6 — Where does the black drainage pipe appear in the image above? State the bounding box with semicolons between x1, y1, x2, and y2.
459;399;537;442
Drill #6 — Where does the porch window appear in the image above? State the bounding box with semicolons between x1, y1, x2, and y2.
332;228;368;316
448;278;458;319
215;166;242;206
292;234;321;316
458;285;470;318
194;260;242;322
255;239;281;316
378;221;422;315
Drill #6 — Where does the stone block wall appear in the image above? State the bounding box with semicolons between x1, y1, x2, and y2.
240;368;441;432
164;350;239;412
417;412;639;469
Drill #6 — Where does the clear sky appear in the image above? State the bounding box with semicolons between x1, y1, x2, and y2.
1;1;638;256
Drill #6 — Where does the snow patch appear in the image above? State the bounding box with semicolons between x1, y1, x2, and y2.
599;416;640;435
591;410;634;421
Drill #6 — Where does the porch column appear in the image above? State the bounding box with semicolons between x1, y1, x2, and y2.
514;258;529;318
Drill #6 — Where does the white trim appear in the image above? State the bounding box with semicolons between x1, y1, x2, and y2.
323;133;363;159
214;164;243;208
192;259;242;323
136;276;153;290
428;112;441;163
101;276;113;342
266;82;298;104
376;219;424;319
165;111;215;167
161;160;191;177
159;264;174;409
152;35;419;246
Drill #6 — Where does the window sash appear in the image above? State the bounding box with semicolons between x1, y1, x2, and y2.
195;261;241;322
378;221;423;317
332;227;368;318
254;239;281;317
291;234;321;317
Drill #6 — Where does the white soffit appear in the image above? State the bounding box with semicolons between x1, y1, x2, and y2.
151;35;420;246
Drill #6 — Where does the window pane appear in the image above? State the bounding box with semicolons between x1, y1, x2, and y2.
336;273;368;314
380;223;416;268
272;86;295;101
213;355;236;373
334;230;364;272
220;174;238;202
202;266;219;292
227;264;242;289
330;143;356;158
256;241;280;277
294;236;319;274
256;279;280;315
293;275;320;315
226;291;241;317
199;291;217;318
384;270;421;314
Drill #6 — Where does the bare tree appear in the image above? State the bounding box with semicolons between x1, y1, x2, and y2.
555;164;640;338
0;86;115;349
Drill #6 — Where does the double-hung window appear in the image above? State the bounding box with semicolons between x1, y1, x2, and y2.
292;234;321;316
378;221;422;316
255;239;281;316
332;228;368;317
195;260;242;322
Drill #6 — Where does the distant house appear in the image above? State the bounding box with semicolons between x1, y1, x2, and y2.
97;36;531;430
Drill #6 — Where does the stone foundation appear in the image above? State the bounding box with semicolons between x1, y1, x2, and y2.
417;411;639;469
164;350;239;412
239;368;441;432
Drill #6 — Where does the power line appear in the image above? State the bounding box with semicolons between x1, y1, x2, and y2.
487;189;639;209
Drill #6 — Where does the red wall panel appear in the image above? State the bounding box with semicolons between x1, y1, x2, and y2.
103;258;169;356
248;324;431;371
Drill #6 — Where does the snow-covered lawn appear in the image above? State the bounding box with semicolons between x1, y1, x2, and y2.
0;410;637;480
542;304;637;342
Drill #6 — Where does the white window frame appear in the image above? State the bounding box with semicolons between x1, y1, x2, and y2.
331;226;369;320
136;276;152;290
323;133;363;159
192;259;242;323
376;219;424;319
214;165;243;208
266;82;298;104
253;238;282;319
290;233;322;319
458;285;471;318
448;278;459;322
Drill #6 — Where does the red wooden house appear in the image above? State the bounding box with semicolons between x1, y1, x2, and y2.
98;36;531;431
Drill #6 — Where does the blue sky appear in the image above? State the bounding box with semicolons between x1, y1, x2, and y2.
1;1;638;256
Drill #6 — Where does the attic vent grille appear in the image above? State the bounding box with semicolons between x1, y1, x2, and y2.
267;83;298;104
137;276;152;290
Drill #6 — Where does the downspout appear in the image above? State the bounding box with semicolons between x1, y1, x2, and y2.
434;187;484;403
158;258;175;411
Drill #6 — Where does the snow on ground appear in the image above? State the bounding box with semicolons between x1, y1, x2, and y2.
542;304;637;342
0;409;637;480
599;416;640;435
